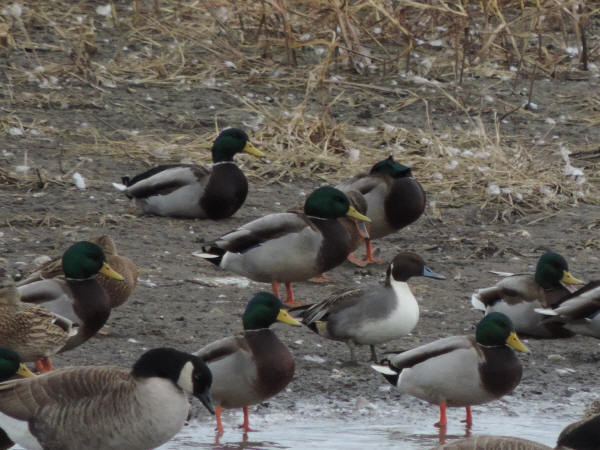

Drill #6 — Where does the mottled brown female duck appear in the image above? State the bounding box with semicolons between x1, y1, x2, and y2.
337;156;426;264
0;270;75;372
372;312;529;428
120;128;263;219
194;292;300;435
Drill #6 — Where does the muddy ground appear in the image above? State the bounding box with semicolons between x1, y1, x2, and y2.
1;8;600;446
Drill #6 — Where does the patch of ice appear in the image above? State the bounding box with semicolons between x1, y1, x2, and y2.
303;355;326;364
72;172;86;189
96;4;111;17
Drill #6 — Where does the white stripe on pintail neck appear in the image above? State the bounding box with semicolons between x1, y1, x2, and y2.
389;274;419;333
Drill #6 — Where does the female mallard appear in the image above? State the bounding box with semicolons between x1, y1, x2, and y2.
471;251;584;338
291;252;444;362
196;186;371;304
17;241;124;361
0;270;75;372
372;312;529;428
120;128;263;219
194;292;300;434
337;156;425;264
0;348;35;450
0;347;214;450
18;235;138;309
535;281;600;339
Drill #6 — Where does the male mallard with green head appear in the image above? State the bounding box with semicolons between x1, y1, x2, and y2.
17;241;124;366
337;156;426;264
194;292;300;435
18;235;137;309
372;312;529;428
291;252;444;362
0;348;214;450
120;128;263;219
196;186;370;304
472;251;584;338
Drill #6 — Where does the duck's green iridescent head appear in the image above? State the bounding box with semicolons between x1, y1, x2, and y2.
242;292;301;330
62;241;124;281
211;128;264;163
304;186;371;222
370;156;412;178
475;312;529;352
0;348;35;380
534;252;583;289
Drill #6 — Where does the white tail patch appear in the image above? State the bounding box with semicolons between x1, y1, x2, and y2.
112;182;127;191
192;252;219;259
471;291;486;311
371;364;396;376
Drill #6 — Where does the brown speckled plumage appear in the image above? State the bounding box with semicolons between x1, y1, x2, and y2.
0;272;73;362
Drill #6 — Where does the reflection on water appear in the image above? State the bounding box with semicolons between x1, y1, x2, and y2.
158;393;593;450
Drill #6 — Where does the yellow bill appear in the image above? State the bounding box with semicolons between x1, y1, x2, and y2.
277;309;301;326
17;363;35;378
243;141;264;157
346;205;371;223
561;270;584;285
506;331;530;353
100;262;124;281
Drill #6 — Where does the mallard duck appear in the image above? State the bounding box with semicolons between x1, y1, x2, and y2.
291;252;444;362
18;235;138;309
471;251;584;338
195;186;371;304
0;348;35;450
17;241;124;361
435;399;600;449
337;156;426;264
119;128;263;219
372;312;529;428
0;270;76;372
535;281;600;339
0;347;214;450
194;292;300;434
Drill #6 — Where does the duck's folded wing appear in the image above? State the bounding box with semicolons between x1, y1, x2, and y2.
17;280;78;323
215;212;310;253
0;366;129;420
193;335;248;363
336;173;376;194
124;164;209;198
540;281;600;320
472;275;541;309
387;335;473;370
17;258;64;286
291;288;365;324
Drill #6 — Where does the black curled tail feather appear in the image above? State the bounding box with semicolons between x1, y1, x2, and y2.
122;176;131;186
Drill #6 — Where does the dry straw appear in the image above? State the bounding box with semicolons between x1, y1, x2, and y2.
1;0;598;222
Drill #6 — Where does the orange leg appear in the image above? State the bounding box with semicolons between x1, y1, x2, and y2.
310;273;337;283
347;252;368;267
238;406;257;432
364;240;384;264
435;402;447;428
284;282;297;305
35;357;54;373
461;406;473;428
215;405;224;435
271;282;280;298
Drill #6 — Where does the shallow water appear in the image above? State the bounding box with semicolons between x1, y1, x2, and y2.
158;393;591;450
